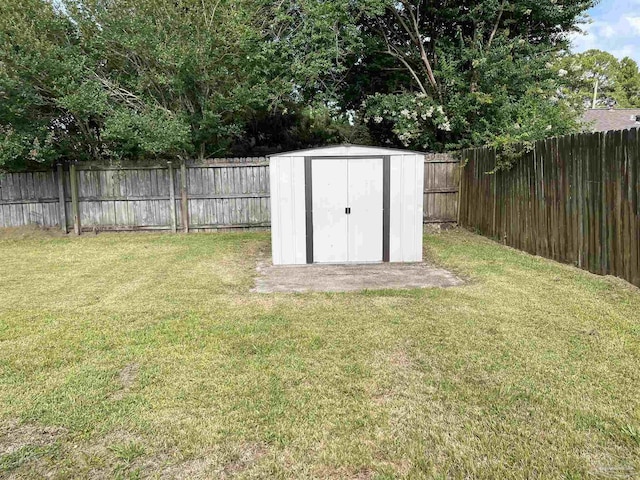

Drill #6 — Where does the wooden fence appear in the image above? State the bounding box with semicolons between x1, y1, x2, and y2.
0;158;271;233
459;128;640;287
423;153;459;223
0;153;459;232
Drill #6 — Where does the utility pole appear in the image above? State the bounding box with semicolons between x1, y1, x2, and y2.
592;77;599;109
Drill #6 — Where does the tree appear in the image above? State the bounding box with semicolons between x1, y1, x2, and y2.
63;0;295;160
335;0;594;153
0;0;377;170
612;57;640;107
554;49;640;108
0;0;92;169
0;0;597;171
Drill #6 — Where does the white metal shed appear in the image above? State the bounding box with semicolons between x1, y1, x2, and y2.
269;145;425;265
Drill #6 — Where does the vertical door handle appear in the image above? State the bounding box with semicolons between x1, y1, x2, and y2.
345;207;351;214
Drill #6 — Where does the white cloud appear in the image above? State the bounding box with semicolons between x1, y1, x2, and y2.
626;15;640;34
569;4;640;64
598;23;616;38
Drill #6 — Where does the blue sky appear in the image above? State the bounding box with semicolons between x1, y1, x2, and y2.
570;0;640;62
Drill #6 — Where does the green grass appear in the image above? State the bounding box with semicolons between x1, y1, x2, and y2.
0;228;639;479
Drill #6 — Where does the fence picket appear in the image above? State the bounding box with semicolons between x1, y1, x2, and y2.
459;128;640;287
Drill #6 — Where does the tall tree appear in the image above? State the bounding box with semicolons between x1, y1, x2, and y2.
336;0;594;152
0;0;376;169
0;0;597;170
615;57;640;107
553;49;640;109
0;0;93;169
63;0;296;160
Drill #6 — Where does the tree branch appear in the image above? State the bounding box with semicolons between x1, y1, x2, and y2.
396;1;439;93
380;28;428;95
487;0;507;49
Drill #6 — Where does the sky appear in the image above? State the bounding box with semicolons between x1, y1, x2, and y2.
570;0;640;62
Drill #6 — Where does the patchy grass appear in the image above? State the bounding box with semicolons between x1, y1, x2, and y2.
0;229;639;479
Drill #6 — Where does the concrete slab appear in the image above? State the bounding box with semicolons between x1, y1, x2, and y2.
253;262;464;293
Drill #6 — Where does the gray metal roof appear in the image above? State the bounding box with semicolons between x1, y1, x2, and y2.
266;144;430;157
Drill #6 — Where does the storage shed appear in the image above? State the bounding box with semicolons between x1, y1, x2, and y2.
269;145;425;265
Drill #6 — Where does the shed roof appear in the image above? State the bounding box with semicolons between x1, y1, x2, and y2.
582;109;640;132
267;144;428;158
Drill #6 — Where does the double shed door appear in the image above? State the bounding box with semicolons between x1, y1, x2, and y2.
312;158;383;263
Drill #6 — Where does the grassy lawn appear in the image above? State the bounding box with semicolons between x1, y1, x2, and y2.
0;228;639;479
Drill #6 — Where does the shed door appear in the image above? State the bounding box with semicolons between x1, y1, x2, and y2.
347;158;383;262
311;158;383;263
312;159;349;263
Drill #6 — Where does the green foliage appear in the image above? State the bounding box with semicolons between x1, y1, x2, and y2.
67;0;293;159
615;58;640;107
102;109;190;161
553;49;640;109
262;0;383;98
0;0;293;169
0;127;55;168
342;0;592;152
0;0;596;169
0;0;91;169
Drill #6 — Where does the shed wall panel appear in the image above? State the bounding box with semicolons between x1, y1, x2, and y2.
389;154;423;262
400;154;418;261
270;156;306;264
389;155;404;261
270;159;282;264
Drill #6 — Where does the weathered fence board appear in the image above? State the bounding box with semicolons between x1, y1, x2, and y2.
459;128;640;287
423;154;459;223
0;153;459;232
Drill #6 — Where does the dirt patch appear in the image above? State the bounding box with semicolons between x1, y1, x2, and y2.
219;442;267;478
385;458;412;477
110;362;139;400
388;349;413;370
357;468;375;479
378;344;442;414
118;362;139;388
75;430;144;459
369;347;415;407
152;443;266;479
371;390;392;406
159;457;215;479
316;466;376;479
0;419;66;456
69;430;148;479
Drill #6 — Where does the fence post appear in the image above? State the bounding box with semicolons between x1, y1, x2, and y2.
56;163;68;233
456;151;463;225
180;162;189;233
69;162;81;235
492;160;497;236
167;161;177;233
